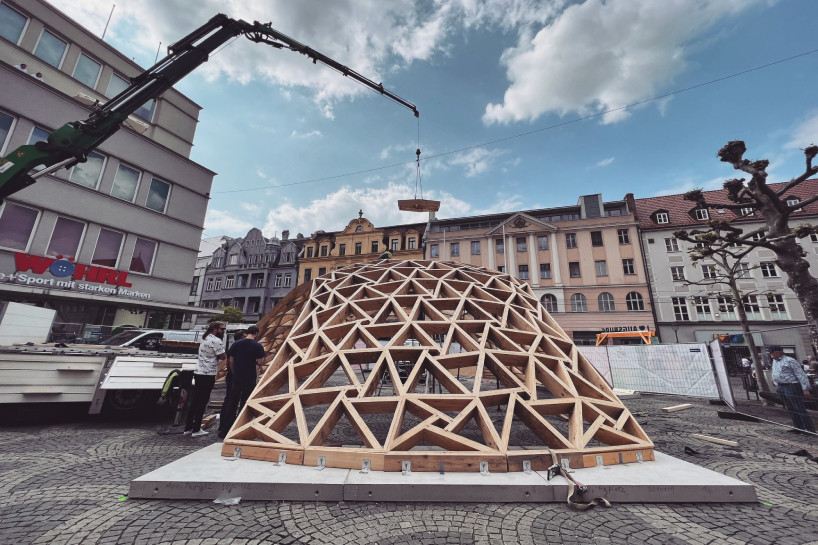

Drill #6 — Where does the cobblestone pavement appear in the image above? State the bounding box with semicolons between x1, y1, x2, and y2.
1;392;817;545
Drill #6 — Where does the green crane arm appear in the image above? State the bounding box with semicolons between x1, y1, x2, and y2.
0;14;418;203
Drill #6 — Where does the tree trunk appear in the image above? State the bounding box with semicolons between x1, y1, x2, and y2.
729;281;771;393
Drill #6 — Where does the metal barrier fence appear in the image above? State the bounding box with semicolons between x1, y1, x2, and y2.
579;343;720;398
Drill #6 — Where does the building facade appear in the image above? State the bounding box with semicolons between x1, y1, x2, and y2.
183;235;231;329
634;180;818;360
425;194;654;345
199;228;306;324
298;214;425;284
0;0;214;342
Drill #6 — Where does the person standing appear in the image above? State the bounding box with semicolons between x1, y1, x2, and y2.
185;321;226;437
217;325;266;438
219;329;245;430
14;63;27;72
741;356;752;375
770;345;815;434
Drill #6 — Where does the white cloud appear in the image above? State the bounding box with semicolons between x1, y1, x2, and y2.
205;209;255;235
785;111;818;150
652;176;723;197
256;169;266;178
241;202;262;215
280;89;292;101
291;130;322;139
596;157;614;167
449;148;506;177
483;0;764;125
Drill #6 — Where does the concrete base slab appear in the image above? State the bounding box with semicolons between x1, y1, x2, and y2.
130;443;757;503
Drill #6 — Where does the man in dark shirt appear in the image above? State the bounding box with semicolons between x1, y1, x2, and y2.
217;326;266;438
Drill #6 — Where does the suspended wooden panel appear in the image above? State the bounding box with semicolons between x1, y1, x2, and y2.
398;199;441;212
222;260;653;472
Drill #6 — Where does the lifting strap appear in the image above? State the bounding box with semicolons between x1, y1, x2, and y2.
547;450;611;511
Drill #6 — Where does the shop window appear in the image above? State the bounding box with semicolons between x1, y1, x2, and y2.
622;258;635;275
450;242;459;257
73;53;101;88
91;228;123;268
540;263;551;279
570;293;587;312
0;3;28;44
111;164;141;202
518;265;529;280
598;292;615;312
0;202;39;251
146;178;170;213
0;111;15;154
34;29;67;68
129;238;156;274
626;292;645;311
541;293;558;312
69;151;105;189
591;231;603;246
46;217;85;258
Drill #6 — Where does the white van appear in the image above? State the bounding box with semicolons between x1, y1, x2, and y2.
100;329;204;351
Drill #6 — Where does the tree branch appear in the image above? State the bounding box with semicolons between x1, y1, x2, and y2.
787;193;818;212
775;145;818;196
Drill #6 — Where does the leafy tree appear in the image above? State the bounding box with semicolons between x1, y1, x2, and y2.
208;305;244;324
682;141;818;352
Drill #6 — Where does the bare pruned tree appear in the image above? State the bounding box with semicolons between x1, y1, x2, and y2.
682;141;818;353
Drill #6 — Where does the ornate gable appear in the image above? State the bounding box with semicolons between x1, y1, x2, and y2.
486;212;557;235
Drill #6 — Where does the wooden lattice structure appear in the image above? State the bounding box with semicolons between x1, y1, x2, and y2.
222;260;653;472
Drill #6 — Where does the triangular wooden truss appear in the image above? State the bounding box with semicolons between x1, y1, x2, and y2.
223;260;653;472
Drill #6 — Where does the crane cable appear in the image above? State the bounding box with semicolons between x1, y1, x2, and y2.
414;116;423;201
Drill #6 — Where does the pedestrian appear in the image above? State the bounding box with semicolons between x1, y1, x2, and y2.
184;321;226;437
34;72;44;82
219;329;245;430
770;345;815;434
14;63;27;72
741;356;752;375
217;325;266;439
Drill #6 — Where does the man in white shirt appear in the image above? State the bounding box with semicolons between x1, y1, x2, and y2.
184;321;226;437
741;357;752;374
770;345;815;434
13;63;27;73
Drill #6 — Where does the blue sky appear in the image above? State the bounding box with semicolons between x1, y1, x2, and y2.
53;0;818;238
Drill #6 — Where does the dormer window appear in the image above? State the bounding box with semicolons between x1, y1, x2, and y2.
652;210;669;224
786;196;802;210
694;209;709;221
740;207;755;217
228;254;237;265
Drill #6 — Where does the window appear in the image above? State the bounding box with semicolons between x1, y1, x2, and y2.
146;178;170;213
371;241;378;253
786;196;801;209
306;247;314;258
811;233;818;243
303;269;312;282
392;239;400;252
702;264;718;279
665;238;679;252
34;30;67;68
320;245;328;257
496;239;504;254
46;217;85;258
449;243;459;257
626;292;645;311
471;241;480;255
212;257;222;268
128;238;156;274
767;294;788;320
274;273;282;287
27;127;49;171
760;262;778;277
569;262;581;278
591;231;603;246
0;3;27;44
655;212;669;224
541;294;558;313
66;151;105;189
671;266;685;281
540;263;551;279
318;267;327;276
430;244;439;258
355;225;363;232
737;262;750;278
497;266;505;273
617;229;631;244
255;276;264;288
565;233;577;249
214;277;222;290
339;244;346;256
189;277;199;296
111;164;140;202
73;54;101;88
672;297;689;321
598;292;615;312
717;297;735;320
134;100;156;123
595;260;608;277
225;276;235;289
0;202;38;251
622;258;635;275
408;237;416;250
106;74;154;121
91;228;123;267
740;207;755;217
284;273;292;287
749;232;763;241
517;237;527;252
0;111;14;154
205;278;214;291
518;265;529;280
694;209;709;220
537;236;549;250
693;297;712;320
742;295;761;320
571;293;587;312
228;254;238;265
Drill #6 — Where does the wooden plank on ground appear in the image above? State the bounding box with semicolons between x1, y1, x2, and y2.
692;433;738;447
662;403;693;413
201;414;217;429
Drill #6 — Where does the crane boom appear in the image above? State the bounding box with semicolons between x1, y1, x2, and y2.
0;14;418;202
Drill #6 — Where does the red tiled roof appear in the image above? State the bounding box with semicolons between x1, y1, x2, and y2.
633;179;818;229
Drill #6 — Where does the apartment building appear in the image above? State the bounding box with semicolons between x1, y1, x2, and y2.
200;228;306;323
183;235;231;329
425;194;654;345
0;0;214;341
634;180;818;359
298;213;425;284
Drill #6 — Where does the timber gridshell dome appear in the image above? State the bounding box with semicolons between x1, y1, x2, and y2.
222;260;654;472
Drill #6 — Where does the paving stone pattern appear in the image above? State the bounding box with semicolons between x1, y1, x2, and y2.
1;392;817;545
